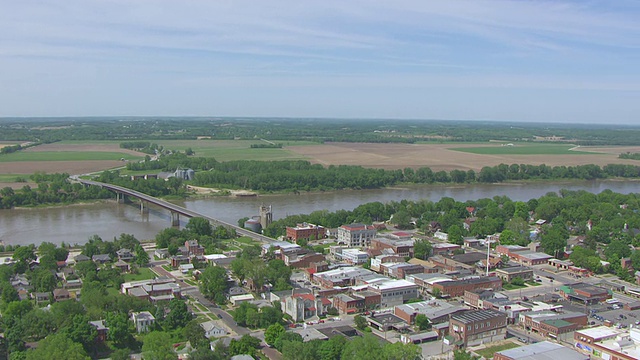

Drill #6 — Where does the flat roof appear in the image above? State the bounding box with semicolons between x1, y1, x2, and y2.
497;341;588;360
496;266;533;274
451;309;504;324
575;326;624;340
369;279;417;291
518;252;553;260
396;300;464;320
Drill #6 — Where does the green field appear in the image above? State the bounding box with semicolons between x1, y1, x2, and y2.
0;174;31;182
0;151;141;162
153;140;315;161
475;343;520;358
123;267;157;282
450;143;599;155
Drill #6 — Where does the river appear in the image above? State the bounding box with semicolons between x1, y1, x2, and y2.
2;180;640;246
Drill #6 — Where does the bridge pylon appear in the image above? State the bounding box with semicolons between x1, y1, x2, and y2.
140;200;149;214
171;212;180;227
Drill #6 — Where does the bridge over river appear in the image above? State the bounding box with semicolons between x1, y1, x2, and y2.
78;179;276;244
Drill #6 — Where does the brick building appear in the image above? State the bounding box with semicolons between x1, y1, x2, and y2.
448;309;507;347
370;238;415;257
495;266;534;282
559;283;612;304
286;223;325;243
432;277;502;298
574;326;640;360
519;311;587;341
394;299;465;325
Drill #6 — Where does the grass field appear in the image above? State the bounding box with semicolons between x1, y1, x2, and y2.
0;151;141;162
0;174;30;182
153;139;315;161
475;343;520;358
123;267;156;282
449;143;598;155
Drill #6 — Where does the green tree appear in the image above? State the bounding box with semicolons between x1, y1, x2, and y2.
447;225;464;245
165;299;191;330
341;334;383;360
183;320;207;349
454;350;479;360
13;246;36;265
229;335;260;357
186;217;213;237
25;333;89;360
264;323;286;346
383;342;421;360
106;313;132;347
62;315;97;352
432;288;442;299
142;331;177;360
134;245;150;266
413;239;432;260
540;226;568;257
354;315;368;330
415;314;431;330
275;332;303;352
199;266;229;304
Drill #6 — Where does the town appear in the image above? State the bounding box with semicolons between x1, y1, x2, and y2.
4;202;640;360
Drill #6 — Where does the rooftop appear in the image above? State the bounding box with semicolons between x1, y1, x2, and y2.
396;299;464;320
518;251;553;260
497;341;588;360
368;279;417;291
575;325;624;340
451;309;505;324
496;266;533;274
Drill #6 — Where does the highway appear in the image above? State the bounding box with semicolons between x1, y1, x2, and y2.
78;179;277;244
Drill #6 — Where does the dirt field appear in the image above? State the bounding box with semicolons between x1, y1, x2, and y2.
287;143;640;171
24;143;142;156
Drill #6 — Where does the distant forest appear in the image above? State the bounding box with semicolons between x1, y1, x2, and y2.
2;117;640;145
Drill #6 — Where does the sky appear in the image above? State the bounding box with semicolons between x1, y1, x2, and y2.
1;0;639;124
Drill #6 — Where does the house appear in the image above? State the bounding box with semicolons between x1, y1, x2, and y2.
448;309;507;347
494;341;588;360
116;248;134;262
230;294;255;306
154;249;169;259
433;231;448;241
185;240;205;256
171;255;190;267
132;311;155;333
114;259;130;273
89;320;109;342
337;223;377;247
284;291;328;321
92;254;111;264
200;321;227;338
53;288;71;301
74;254;91;263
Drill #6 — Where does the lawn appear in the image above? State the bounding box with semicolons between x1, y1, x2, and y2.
525;281;541;286
449;143;599;155
123;267;157;282
153;139;315;161
502;282;527;290
235;236;260;245
0;174;31;182
0;151;141;162
475;343;520;359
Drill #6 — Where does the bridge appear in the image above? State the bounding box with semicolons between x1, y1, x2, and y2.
78;179;277;244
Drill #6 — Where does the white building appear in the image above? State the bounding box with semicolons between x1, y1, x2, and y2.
336;248;369;264
368;279;419;308
132;311;155;333
337;223;377;248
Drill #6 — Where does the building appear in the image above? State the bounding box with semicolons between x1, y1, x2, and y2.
574;326;640;360
230;294;255;306
495;266;534;282
464;289;500;309
337;223;377;248
519;311;587;341
89;320;109;342
406;273;453;295
53;288;71;301
394;299;466;325
334;248;370;265
184;240;205;256
381;262;424;279
432;243;461;255
259;204;273;229
313;267;375;288
371;253;406;272
370;238;415;258
280;248;325;269
261;241;301;256
448;309;507;347
432;277;502;298
200;321;227;338
333;291;381;314
286;223;325;243
132;311;155;333
494;341;588;360
559;283;612;304
368;279;419;307
284;292;328;322
92;254;111;264
116;248;134;262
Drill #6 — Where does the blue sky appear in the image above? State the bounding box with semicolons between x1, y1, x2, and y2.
1;0;639;124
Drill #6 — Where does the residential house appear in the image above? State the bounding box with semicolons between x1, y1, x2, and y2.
185;240;205;256
89;320;109;342
33;292;50;304
200;321;227;338
92;254;111;264
114;259;130;273
132;311;155;333
337;223;377;248
116;248;134;262
53;288;71;301
73;254;91;263
154;248;169;259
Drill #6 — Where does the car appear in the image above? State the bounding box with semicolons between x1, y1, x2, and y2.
217;314;223;319
319;320;325;323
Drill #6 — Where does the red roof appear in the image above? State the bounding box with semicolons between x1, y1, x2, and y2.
392;231;411;237
321;298;331;305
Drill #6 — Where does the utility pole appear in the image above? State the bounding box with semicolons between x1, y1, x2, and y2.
486;240;491;277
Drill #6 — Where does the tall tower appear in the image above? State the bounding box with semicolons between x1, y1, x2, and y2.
259;204;272;229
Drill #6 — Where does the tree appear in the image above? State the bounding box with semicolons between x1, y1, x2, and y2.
511;277;525;286
62;315;97;352
605;239;632;261
13;246;36;265
275;332;303;352
413;239;432;260
447;225;463;245
183;320;207;349
186;217;213;237
134;245;150;266
199;266;229;304
354;315;368;330
454;350;479;360
25;333;89;360
341;334;383;360
415;314;431;330
392;210;412;229
106;313;131;347
229;335;260;357
317;336;347;360
165;299;191;330
142;331;177;360
540;226;568;257
383;342;421;360
432;288;442;299
264;323;286;346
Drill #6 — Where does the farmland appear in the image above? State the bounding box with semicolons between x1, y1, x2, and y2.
449;143;597;155
151;139;315;161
